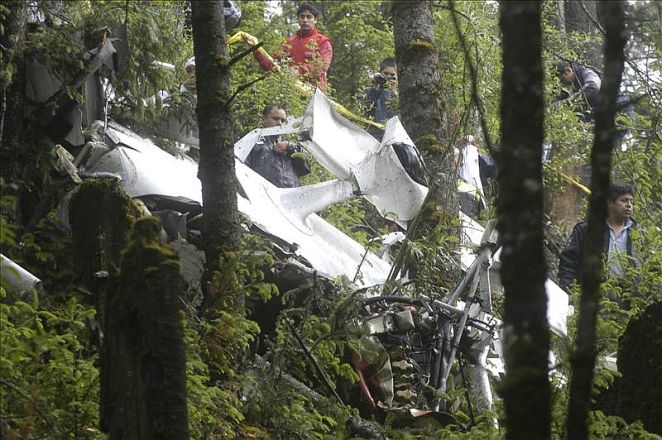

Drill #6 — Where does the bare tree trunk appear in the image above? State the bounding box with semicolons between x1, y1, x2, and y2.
566;2;627;439
0;0;27;184
497;2;551;439
191;0;242;308
391;0;457;283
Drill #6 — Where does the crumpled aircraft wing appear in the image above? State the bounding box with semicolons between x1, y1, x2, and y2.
83;121;391;286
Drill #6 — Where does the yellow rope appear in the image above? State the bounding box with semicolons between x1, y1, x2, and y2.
544;163;591;194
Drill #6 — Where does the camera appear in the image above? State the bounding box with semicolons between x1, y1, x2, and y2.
373;73;388;85
373;72;397;88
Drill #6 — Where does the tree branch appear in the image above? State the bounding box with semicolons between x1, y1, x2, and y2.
448;0;495;155
225;74;269;108
227;41;264;70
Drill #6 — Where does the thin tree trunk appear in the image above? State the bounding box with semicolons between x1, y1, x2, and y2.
497;2;551;439
191;0;242;308
564;0;598;34
566;2;626;439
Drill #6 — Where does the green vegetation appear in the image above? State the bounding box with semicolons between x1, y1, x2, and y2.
1;1;660;439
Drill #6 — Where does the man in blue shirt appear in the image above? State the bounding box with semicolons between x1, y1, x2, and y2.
558;184;636;290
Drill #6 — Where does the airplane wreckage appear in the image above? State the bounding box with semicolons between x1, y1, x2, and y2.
1;30;570;433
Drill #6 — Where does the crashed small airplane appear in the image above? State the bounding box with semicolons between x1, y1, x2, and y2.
4;29;569;427
57;88;567;421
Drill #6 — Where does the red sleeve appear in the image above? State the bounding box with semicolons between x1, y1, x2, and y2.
253;48;275;71
318;36;333;74
253;36;294;72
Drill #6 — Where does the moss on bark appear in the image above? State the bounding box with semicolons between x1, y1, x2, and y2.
103;216;189;439
69;178;140;288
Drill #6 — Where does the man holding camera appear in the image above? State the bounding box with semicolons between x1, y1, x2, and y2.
364;57;398;139
245;104;310;188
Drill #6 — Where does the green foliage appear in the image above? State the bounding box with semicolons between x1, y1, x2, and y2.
3;1;662;438
243;280;362;438
321;1;394;106
0;179;17;247
433;1;502;146
0;4;17;88
0;289;101;439
184;317;248;439
243;368;347;439
587;411;661;440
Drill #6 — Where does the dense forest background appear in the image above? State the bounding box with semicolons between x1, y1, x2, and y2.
1;1;661;439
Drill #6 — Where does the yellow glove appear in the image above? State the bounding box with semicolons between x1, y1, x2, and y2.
228;31;259;47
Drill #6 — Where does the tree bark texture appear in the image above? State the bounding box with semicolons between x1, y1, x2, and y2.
391;0;458;285
0;0;27;184
69;179;137;289
191;0;241;299
617;302;662;435
566;2;626;439
102;217;189;439
392;0;455;207
497;2;551;439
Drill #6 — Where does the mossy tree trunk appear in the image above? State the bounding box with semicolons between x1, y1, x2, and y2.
392;0;454;201
0;0;27;186
391;0;458;284
566;2;627;439
103;217;189;439
497;2;550;439
191;0;242;309
69;179;137;290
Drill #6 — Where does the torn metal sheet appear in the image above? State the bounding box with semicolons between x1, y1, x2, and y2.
458;141;486;207
462;228;569;337
234;118;303;162
82;121;202;203
353;118;428;223
235;92;427;226
236;164;392;286
302;90;382;181
1;254;43;295
82;121;392;286
299;91;428;225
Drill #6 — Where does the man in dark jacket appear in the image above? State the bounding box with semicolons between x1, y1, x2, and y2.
557;60;602;112
245;104;310;188
558;184;636;290
556;61;634;143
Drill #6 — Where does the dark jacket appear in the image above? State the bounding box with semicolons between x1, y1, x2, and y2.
245;136;310;188
364;85;396;139
571;63;602;110
558;219;636;290
365;86;396;123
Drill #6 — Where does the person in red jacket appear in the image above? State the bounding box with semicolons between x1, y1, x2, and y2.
249;3;333;91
